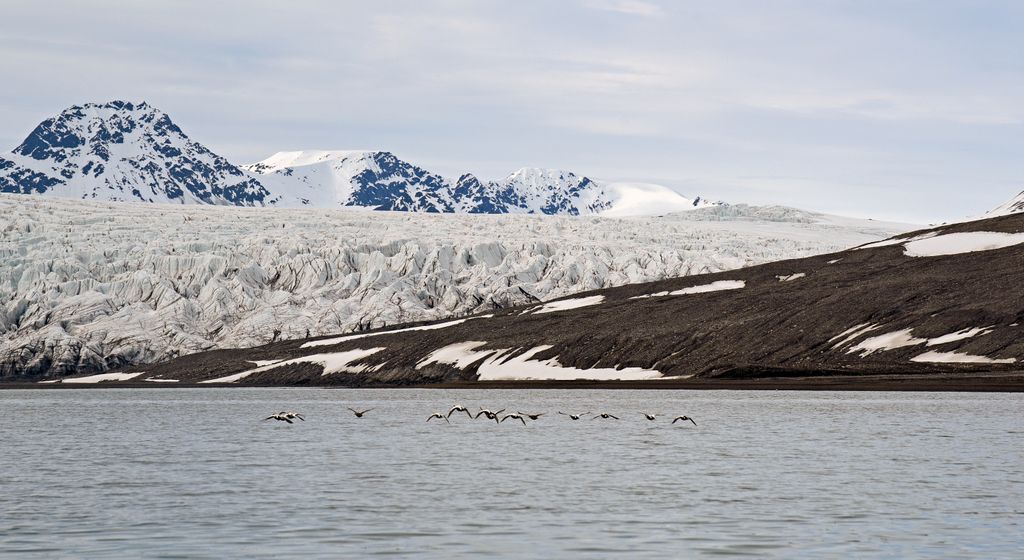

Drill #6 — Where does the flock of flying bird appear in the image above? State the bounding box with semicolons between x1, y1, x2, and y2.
264;406;697;426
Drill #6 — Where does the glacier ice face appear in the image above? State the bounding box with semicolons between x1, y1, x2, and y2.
0;194;913;380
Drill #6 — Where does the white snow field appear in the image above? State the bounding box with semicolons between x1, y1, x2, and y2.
0;195;913;378
856;230;1024;257
902;231;1024;257
910;351;1016;364
630;280;746;299
415;341;664;381
201;347;385;383
531;295;606;315
843;325;1001;359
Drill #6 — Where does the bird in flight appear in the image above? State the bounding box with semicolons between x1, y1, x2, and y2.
593;413;619;420
426;413;450;423
347;407;373;418
475;408;505;423
500;413;528;425
264;412;298;424
519;411;544;420
447;405;473;419
558;411;589;420
643;413;657;421
672;416;697;425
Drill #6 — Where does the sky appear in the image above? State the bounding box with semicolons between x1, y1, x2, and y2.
1;0;1022;223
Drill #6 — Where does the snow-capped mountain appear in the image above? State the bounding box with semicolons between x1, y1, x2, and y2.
0;101;274;205
988;190;1024;216
0;193;913;380
0;100;714;215
245;149;714;215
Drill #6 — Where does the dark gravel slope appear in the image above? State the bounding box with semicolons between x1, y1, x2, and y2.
60;212;1024;386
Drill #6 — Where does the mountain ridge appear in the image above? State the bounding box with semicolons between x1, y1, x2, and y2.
1;100;714;216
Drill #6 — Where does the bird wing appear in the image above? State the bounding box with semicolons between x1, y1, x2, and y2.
689;418;697;425
443;416;450;423
474;410;487;419
610;414;619;420
446;407;457;418
295;414;305;421
500;415;509;423
558;411;567;416
360;409;374;415
427;415;435;422
495;409;506;415
347;407;357;414
518;417;527;425
263;416;275;421
283;417;293;424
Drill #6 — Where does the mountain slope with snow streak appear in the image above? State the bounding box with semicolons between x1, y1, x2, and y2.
0;194;912;380
126;210;1023;386
988;190;1024;217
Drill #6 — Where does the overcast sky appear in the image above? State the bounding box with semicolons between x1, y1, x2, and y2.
2;0;1022;222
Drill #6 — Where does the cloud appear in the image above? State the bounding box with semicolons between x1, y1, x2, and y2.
0;0;1022;222
583;0;662;17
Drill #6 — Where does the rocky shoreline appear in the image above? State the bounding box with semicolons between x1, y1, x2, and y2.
8;371;1023;392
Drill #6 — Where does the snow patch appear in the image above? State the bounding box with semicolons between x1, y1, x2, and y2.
903;232;1024;257
856;232;937;250
301;316;492;348
829;323;882;348
847;326;997;357
631;280;745;299
416;341;498;370
201;348;385;383
847;329;927;356
910;351;1016;364
416;341;663;381
60;372;144;384
144;378;180;383
532;295;605;315
776;273;806;282
926;326;994;346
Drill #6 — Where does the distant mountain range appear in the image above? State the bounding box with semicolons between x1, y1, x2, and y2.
988;190;1024;217
0;100;715;216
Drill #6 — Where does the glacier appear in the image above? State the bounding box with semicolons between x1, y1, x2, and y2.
0;194;913;380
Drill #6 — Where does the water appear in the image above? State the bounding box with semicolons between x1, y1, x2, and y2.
1;389;1021;558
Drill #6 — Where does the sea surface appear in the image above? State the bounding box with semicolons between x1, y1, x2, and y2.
1;389;1022;558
